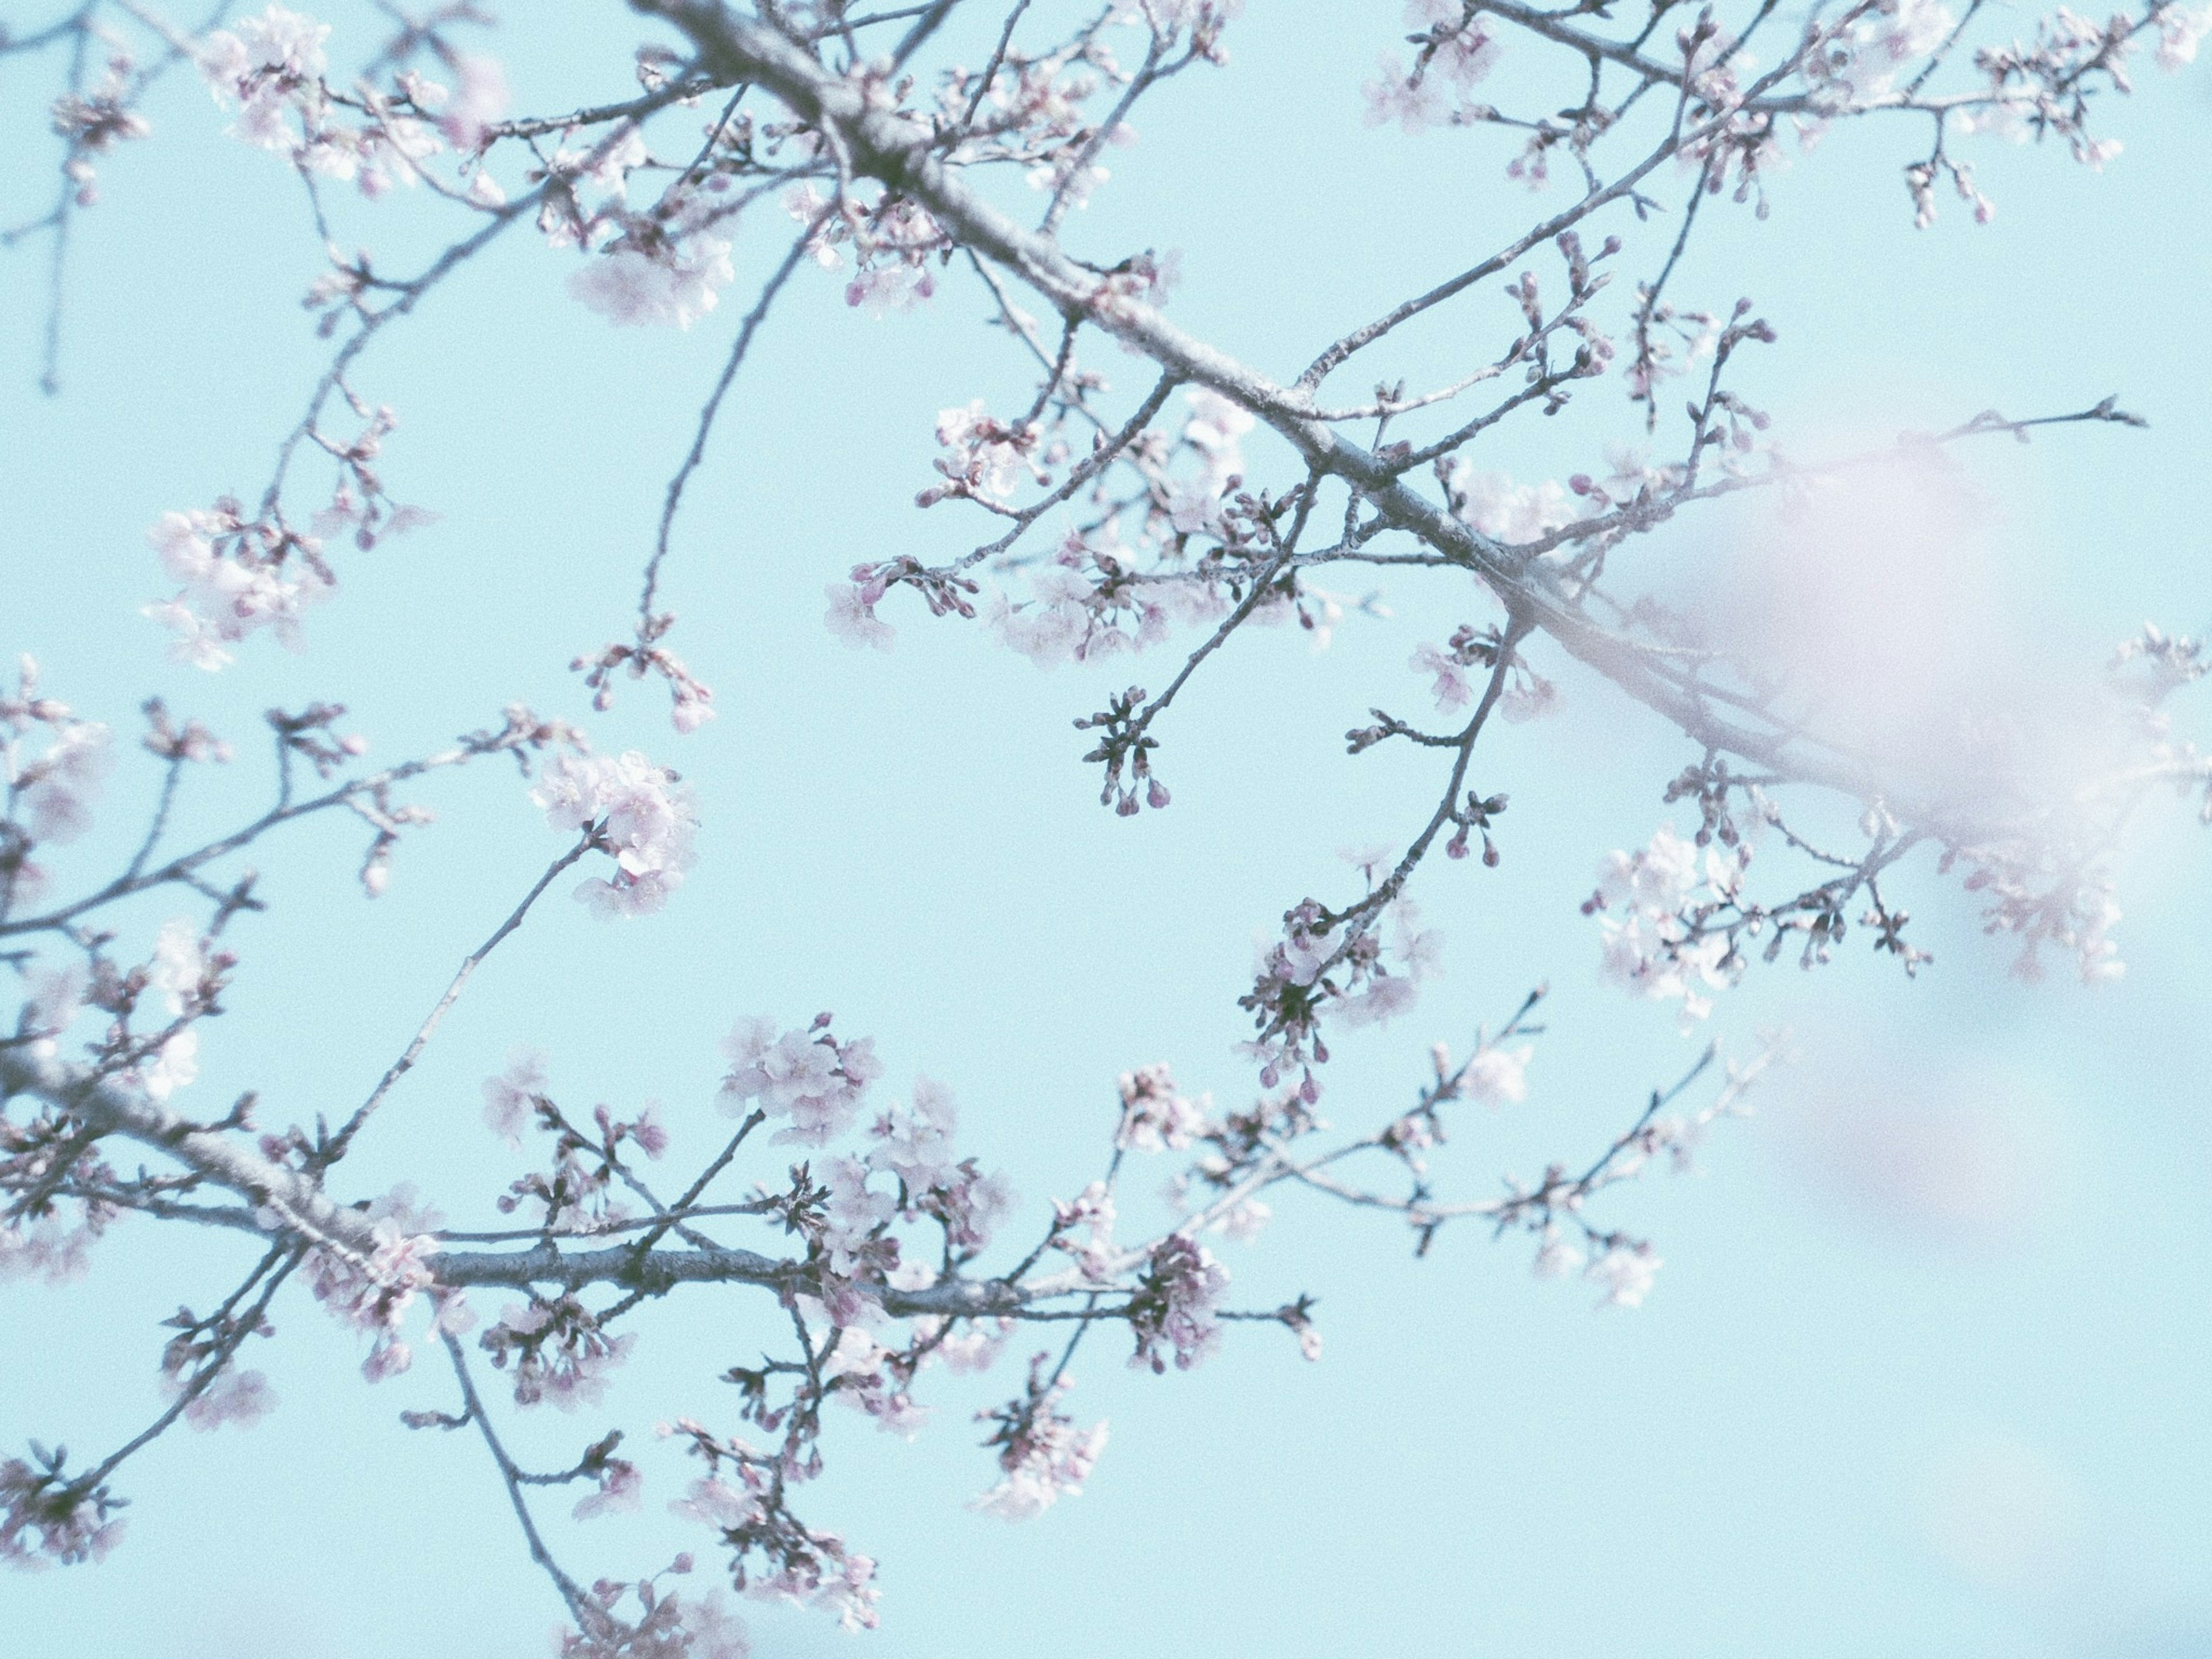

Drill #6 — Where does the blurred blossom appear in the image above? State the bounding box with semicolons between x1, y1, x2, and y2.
1919;1428;2085;1592
1695;444;2133;815
1775;1044;2058;1248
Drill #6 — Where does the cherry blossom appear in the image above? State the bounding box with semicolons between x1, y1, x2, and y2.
142;505;333;670
824;578;896;651
1127;1233;1229;1373
3;0;2207;1645
175;1365;276;1433
302;1217;437;1381
1442;463;1576;546
571;238;737;331
14;721;109;845
482;1048;549;1150
1;1455;123;1566
531;749;700;917
1113;1063;1206;1152
483;1297;637;1411
1587;1243;1662;1309
1459;1043;1533;1107
919;401;1045;506
2158;3;2212;67
718;1017;881;1146
437;54;510;151
974;1359;1109;1520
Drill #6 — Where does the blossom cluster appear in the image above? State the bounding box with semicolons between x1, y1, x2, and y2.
298;1185;464;1383
1442;461;1576;548
1126;1232;1230;1373
571;232;737;331
482;1295;637;1411
787;181;951;316
199;6;446;198
988;552;1232;671
2;656;110;908
717;1014;883;1146
556;1580;748;1659
972;1355;1109;1519
142;503;332;671
1585;825;1745;1024
1238;892;1446;1099
1362;0;1504;132
664;1420;882;1631
531;749;700;917
1114;1063;1206;1152
1408;622;1559;726
49;48;150;207
0;1450;123;1568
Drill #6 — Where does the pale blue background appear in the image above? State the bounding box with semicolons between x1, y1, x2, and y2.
3;4;2211;1656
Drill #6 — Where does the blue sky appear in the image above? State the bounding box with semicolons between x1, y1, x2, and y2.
3;3;2211;1656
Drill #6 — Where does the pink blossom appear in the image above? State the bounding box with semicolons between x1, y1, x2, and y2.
1460;1044;1533;1107
718;1020;877;1145
148;919;204;1016
1051;1181;1119;1282
922;1317;1008;1375
1498;673;1560;722
304;1218;437;1372
1389;902;1446;980
868;1076;959;1190
573;1460;643;1521
22;965;85;1046
532;749;700;917
177;1365;276;1432
360;1335;412;1382
2159;3;2212;67
975;1355;1109;1518
1443;463;1574;544
846;262;936;315
973;1409;1108;1519
1181;388;1253;486
438;53;509;149
481;1047;547;1149
142;506;332;670
1128;1234;1229;1372
925;400;1041;503
825;582;896;651
137;1029;200;1103
1211;1198;1271;1243
1361;56;1452;131
1532;1225;1586;1279
1334;971;1417;1028
1114;1063;1207;1152
1411;642;1474;713
200;6;328;85
0;1219;96;1286
676;1591;751;1659
570;238;736;329
1;1459;123;1566
821;1157;896;1276
18;722;109;843
1587;1243;1661;1308
1596;826;1702;914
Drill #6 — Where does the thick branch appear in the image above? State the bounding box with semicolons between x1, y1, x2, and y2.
635;1;1887;805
